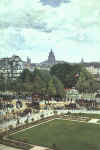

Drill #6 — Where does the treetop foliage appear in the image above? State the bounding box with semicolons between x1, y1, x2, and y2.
50;63;100;93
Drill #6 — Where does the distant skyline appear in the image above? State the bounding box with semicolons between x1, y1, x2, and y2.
0;0;100;63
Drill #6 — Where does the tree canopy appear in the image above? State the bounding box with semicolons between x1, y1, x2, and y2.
50;63;100;93
0;64;100;97
0;69;65;99
76;68;100;93
50;63;82;88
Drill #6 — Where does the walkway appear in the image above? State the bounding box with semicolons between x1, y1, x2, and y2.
1;109;100;129
30;146;52;150
0;144;22;150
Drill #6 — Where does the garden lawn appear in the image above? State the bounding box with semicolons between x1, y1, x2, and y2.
9;119;100;150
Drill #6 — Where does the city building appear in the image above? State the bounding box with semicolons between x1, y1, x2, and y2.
0;51;100;80
24;57;35;72
0;50;66;79
0;55;24;80
80;58;100;80
84;63;100;75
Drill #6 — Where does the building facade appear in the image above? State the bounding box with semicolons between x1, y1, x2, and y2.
0;55;24;80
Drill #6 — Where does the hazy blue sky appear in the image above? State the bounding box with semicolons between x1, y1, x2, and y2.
0;0;100;63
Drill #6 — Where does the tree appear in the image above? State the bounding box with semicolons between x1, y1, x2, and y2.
52;76;65;99
32;75;46;94
76;68;99;93
39;70;51;83
31;118;34;122
0;79;5;91
33;69;51;95
23;82;33;93
25;118;29;124
47;79;56;97
19;69;33;82
11;79;24;93
50;63;82;88
0;73;6;91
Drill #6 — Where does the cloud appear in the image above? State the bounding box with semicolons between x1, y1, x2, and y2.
0;0;100;62
40;0;70;7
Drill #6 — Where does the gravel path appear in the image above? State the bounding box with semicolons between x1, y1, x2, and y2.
1;109;100;129
0;144;22;150
88;119;100;123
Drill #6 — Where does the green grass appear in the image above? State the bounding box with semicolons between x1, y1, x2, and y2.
9;119;100;150
97;120;100;123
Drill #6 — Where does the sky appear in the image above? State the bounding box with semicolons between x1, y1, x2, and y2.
0;0;100;63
